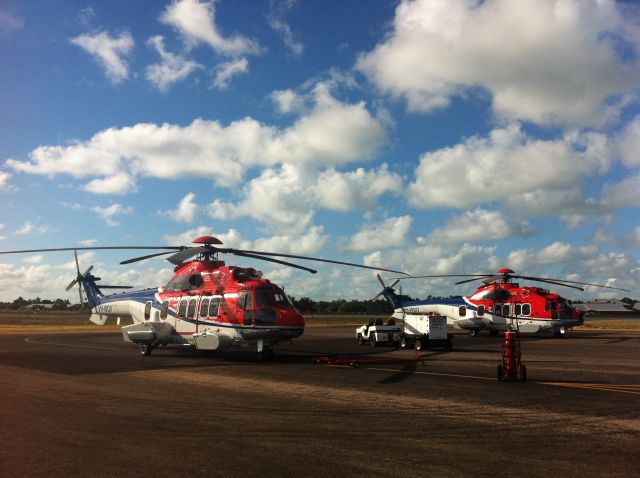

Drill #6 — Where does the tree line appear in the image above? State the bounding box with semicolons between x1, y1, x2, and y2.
0;297;74;311
0;295;393;314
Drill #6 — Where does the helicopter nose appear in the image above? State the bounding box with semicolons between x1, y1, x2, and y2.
278;309;305;328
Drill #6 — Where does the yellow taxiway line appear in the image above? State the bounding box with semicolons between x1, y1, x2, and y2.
334;364;640;395
539;382;640;395
24;336;119;351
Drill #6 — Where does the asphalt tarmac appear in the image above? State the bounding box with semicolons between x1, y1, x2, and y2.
1;326;638;477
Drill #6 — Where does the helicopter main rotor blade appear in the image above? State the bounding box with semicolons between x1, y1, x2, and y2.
228;249;410;276
232;251;317;274
120;250;180;265
455;276;494;285
0;246;180;255
516;275;630;292
392;274;492;281
166;246;208;265
517;276;584;291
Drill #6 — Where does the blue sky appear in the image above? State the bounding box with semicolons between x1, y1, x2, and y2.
1;0;639;302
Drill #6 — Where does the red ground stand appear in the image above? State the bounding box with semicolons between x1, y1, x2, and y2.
498;330;526;382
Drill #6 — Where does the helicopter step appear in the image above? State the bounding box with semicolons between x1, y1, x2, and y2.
122;322;173;345
192;331;220;351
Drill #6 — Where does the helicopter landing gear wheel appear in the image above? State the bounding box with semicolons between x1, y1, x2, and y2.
415;339;423;352
257;347;274;362
140;343;153;356
468;329;479;337
370;336;377;347
357;334;365;345
400;337;408;349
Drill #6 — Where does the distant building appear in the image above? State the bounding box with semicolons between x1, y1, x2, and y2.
22;303;55;312
576;299;640;316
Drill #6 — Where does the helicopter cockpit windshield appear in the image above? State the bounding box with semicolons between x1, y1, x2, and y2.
166;273;204;292
471;288;511;301
255;288;291;307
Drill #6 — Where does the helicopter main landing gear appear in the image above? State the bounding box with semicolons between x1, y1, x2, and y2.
257;347;274;362
256;339;275;362
140;343;154;356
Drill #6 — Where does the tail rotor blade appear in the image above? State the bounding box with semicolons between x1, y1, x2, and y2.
74;250;80;274
65;278;78;291
75;251;83;308
372;275;400;301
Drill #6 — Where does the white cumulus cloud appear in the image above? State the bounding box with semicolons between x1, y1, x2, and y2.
70;30;134;84
346;216;412;252
90;204;133;227
160;192;199;223
7;85;388;231
409;124;611;209
426;208;533;243
161;0;260;56
268;0;304;57
357;0;640;126
146;35;202;91
211;57;248;89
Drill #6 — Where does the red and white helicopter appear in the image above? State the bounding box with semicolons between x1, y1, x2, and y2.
375;268;629;337
1;236;406;359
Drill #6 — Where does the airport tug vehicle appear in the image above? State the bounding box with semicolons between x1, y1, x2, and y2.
356;319;402;347
356;314;452;351
0;236;406;360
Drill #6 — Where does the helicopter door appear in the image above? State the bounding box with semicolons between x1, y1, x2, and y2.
236;292;255;326
176;297;198;335
492;304;509;326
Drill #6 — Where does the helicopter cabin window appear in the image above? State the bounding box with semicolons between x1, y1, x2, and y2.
476;305;485;316
494;304;509;316
458;305;466;317
178;299;188;317
274;290;290;306
187;299;197;319
513;303;532;316
160;301;169;320
237;292;253;310
200;298;210;318
209;298;220;317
